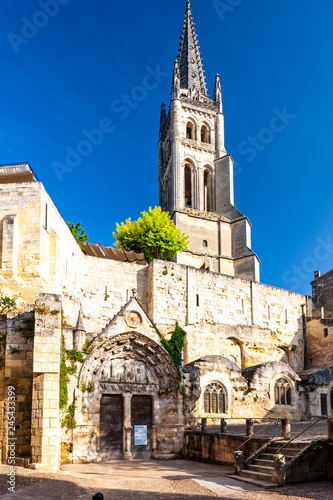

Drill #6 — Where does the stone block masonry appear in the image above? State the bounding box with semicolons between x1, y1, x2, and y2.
31;293;61;472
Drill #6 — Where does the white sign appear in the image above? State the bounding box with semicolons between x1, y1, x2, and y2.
134;425;147;446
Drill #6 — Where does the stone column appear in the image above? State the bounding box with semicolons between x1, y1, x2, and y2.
246;419;254;436
220;418;227;434
31;293;62;472
234;450;244;475
274;454;286;485
171;98;182;212
122;393;132;460
328;419;333;480
201;418;207;431
282;419;291;440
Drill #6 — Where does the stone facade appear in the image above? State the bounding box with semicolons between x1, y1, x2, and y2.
0;1;332;473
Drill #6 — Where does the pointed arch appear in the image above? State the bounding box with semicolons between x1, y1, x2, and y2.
225;337;243;369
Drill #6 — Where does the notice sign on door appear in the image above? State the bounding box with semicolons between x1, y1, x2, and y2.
134;425;147;446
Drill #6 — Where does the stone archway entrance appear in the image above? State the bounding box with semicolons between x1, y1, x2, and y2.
78;331;183;462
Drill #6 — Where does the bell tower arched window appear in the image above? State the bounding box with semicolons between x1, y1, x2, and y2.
186;121;194;140
204;169;211;212
204;382;226;414
274;378;292;406
201;124;209;143
184;165;192;208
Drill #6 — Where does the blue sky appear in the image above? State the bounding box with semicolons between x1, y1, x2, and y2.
1;0;333;296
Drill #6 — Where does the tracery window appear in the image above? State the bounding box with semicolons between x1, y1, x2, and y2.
274;378;292;406
204;383;226;414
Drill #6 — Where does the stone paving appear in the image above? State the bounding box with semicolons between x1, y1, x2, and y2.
0;459;332;500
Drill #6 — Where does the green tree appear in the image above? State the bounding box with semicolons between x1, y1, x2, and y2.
67;222;89;242
0;294;20;315
113;206;189;263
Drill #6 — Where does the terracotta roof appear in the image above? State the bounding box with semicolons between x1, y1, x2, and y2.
79;241;147;265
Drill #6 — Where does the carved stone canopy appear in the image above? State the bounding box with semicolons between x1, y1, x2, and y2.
79;331;178;394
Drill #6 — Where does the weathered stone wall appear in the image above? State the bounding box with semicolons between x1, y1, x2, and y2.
285;439;328;483
149;260;307;371
0;310;34;463
31;293;62;472
306;318;333;369
184;431;268;465
312;269;333;317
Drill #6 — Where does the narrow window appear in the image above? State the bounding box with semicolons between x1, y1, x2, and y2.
242;299;245;315
203;240;208;248
196;294;200;307
285;309;288;324
43;203;48;231
268;305;271;320
324;328;328;338
186;122;194;140
201;125;209;143
184;165;192;208
204;170;211;211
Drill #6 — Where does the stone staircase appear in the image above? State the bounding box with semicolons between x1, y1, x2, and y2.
229;440;310;488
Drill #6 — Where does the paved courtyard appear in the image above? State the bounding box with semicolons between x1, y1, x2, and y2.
0;459;332;500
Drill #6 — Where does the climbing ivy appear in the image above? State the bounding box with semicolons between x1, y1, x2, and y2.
159;323;187;379
62;403;76;432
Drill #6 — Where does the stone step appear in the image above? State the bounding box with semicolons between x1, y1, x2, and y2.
253;458;274;467
248;464;274;474
266;446;300;456
240;469;274;483
227;474;277;489
261;453;293;461
270;441;309;450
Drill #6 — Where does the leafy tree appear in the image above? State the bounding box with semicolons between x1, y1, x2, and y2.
0;294;20;315
113;207;189;263
67;222;89;242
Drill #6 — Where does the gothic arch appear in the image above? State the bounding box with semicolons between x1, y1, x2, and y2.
270;374;295;407
199;120;211;144
185;117;197;140
183;158;198;209
225;337;243;369
202;380;228;415
79;331;179;394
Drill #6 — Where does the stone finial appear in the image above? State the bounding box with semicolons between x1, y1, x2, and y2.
172;59;180;99
132;288;137;297
75;310;86;332
214;74;223;112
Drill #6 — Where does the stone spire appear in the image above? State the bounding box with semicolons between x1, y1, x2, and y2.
177;1;207;95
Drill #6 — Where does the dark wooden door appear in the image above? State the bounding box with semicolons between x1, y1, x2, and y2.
100;395;123;459
321;393;327;416
131;395;152;459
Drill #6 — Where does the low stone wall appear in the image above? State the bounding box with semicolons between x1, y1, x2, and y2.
184;431;268;465
285;439;328;484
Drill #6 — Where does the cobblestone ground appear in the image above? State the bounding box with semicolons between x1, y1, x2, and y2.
205;419;328;441
0;459;332;500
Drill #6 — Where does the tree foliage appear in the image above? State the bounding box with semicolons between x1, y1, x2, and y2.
67;222;89;241
113;207;189;263
0;294;20;315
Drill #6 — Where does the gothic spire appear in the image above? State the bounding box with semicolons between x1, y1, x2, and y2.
177;1;207;95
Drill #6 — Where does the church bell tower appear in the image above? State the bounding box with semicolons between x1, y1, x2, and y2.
158;1;260;281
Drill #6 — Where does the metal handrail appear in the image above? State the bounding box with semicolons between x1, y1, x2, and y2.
276;417;324;454
236;420;280;451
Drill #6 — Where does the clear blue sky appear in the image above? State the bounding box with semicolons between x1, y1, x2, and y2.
1;0;333;296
